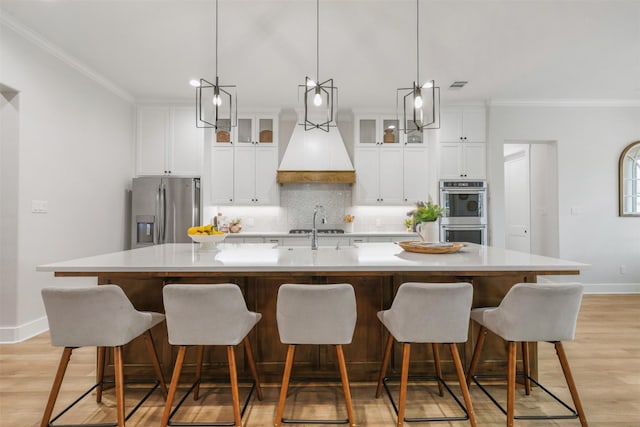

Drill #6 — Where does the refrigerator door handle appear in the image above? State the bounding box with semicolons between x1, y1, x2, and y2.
155;185;162;244
160;184;167;243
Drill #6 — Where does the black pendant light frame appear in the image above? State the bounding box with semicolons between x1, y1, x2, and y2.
397;0;440;133
300;0;338;132
196;0;237;130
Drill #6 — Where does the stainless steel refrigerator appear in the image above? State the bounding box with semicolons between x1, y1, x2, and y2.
131;176;201;248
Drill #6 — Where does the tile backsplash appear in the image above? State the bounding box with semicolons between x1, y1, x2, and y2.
205;184;412;233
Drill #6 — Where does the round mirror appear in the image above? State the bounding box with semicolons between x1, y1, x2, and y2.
619;141;640;216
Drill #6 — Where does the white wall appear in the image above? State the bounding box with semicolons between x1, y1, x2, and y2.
0;24;135;342
488;104;640;286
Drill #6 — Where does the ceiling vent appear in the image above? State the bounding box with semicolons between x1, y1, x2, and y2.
449;81;468;90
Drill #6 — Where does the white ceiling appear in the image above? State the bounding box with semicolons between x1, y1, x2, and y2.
2;0;639;109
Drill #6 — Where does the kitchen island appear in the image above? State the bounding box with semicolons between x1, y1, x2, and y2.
38;242;586;382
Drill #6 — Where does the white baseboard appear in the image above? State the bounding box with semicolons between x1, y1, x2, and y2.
535;277;640;293
0;316;48;344
582;283;640;294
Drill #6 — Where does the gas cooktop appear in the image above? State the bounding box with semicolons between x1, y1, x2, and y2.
288;229;345;234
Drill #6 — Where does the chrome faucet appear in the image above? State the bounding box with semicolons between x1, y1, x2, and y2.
311;205;326;250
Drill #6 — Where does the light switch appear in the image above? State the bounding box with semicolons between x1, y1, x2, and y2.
32;200;48;213
570;207;582;216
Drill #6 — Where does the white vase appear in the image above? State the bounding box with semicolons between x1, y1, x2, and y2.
345;222;354;233
416;220;439;242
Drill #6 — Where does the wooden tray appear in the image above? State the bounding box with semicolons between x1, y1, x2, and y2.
398;241;464;254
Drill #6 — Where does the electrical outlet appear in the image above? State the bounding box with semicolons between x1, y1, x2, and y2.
619;265;627;275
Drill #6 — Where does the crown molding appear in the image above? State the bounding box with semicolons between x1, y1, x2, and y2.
488;98;640;107
0;12;134;103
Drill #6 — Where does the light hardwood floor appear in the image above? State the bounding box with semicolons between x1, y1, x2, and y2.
1;294;639;426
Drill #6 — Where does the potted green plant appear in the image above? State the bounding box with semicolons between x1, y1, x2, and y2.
407;199;445;242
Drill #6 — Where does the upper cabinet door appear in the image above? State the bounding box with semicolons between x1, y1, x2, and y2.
170;107;203;176
358;118;378;144
461;109;486;142
237;118;254;145
440;108;486;142
137;107;170;175
236;115;278;146
136;106;203;176
210;146;234;204
356;116;400;145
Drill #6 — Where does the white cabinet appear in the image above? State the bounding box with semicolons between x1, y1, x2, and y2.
402;145;429;202
236;116;277;145
233;144;278;205
439;142;486;179
439;107;486;180
210;146;235;204
440;108;485;142
210;114;279;205
354;116;429;205
136;106;203;176
354;145;404;204
356;116;402;146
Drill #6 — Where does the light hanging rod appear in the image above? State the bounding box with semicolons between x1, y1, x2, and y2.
416;0;420;84
215;0;218;78
316;0;320;83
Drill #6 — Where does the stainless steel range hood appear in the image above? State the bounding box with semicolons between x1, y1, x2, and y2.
277;114;355;184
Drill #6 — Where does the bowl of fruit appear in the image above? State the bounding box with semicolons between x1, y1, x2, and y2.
187;225;226;249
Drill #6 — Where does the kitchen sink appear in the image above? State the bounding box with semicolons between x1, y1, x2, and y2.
288;229;345;234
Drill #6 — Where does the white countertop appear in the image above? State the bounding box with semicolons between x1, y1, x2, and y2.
37;242;588;274
223;231;418;238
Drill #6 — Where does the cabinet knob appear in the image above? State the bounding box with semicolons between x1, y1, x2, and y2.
229;198;233;202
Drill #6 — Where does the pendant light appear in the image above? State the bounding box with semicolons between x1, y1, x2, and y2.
195;0;237;129
397;0;440;132
301;0;337;132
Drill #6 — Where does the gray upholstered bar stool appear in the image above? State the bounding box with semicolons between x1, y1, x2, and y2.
161;284;263;427
274;283;357;427
466;282;588;427
375;282;477;427
40;285;167;427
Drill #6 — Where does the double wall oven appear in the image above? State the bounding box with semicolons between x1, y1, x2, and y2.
439;180;488;245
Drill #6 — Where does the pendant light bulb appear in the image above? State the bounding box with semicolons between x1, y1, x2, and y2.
213;85;222;106
414;88;423;109
313;87;323;106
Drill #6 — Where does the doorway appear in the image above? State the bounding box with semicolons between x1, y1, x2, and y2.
503;141;559;257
